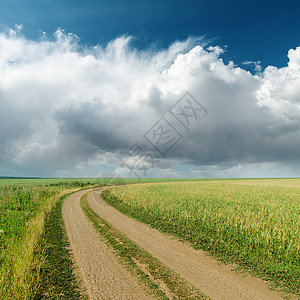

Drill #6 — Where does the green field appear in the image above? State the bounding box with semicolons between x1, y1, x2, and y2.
0;179;97;299
0;178;97;186
102;179;300;296
1;177;299;298
0;177;226;186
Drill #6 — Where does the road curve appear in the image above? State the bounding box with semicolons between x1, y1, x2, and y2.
62;188;154;300
87;189;285;300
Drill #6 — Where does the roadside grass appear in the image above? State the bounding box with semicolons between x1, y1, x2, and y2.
101;180;300;297
0;185;61;299
81;193;209;300
0;182;93;299
33;191;86;299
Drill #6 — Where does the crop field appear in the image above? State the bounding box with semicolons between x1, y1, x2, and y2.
102;179;300;295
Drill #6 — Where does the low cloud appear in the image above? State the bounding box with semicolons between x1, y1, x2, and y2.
1;26;300;177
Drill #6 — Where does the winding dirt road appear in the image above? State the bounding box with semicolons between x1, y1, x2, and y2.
63;187;286;300
63;188;154;300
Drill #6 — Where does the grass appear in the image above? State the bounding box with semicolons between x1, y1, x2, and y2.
0;185;61;299
33;192;86;299
0;181;93;299
0;178;96;186
102;179;300;297
81;193;209;299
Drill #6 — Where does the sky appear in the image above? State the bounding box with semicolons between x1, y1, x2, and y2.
0;0;300;178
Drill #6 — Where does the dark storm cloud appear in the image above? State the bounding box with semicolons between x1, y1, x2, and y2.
54;99;134;152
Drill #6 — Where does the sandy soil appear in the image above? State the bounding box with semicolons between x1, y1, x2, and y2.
62;188;154;300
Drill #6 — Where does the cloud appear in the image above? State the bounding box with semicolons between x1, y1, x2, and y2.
1;27;300;177
243;60;262;72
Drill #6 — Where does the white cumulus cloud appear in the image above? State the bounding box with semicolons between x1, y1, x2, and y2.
1;27;300;178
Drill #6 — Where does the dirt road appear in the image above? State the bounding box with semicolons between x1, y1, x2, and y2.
63;188;286;300
62;188;154;300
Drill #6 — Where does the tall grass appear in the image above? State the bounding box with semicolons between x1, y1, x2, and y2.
102;179;300;296
0;182;92;299
0;185;59;298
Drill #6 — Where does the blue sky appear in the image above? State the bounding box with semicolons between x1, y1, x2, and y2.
1;0;300;68
1;0;300;178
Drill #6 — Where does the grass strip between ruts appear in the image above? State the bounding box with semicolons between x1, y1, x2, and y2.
80;193;209;300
